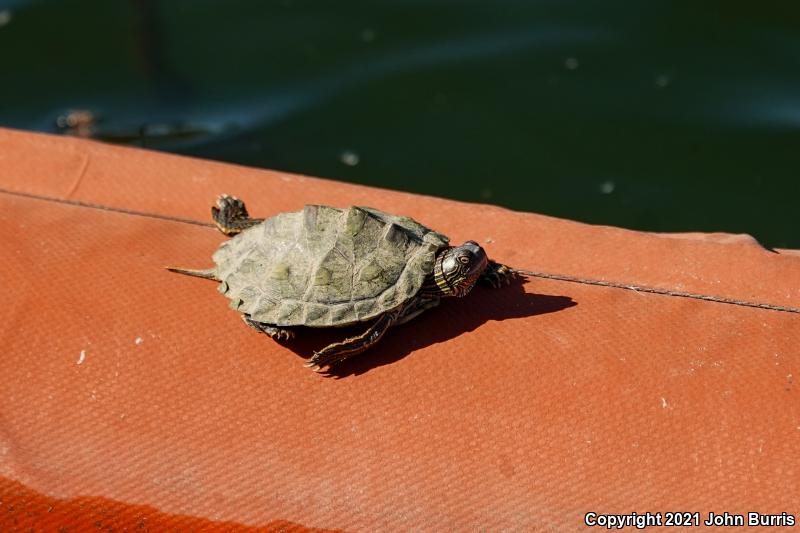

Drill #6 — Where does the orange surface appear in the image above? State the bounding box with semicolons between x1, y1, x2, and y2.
1;127;798;531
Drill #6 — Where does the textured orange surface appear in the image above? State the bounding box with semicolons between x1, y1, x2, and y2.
1;127;798;531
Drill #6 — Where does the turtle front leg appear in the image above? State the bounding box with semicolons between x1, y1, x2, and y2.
304;304;407;372
242;315;295;341
211;194;265;236
478;260;516;288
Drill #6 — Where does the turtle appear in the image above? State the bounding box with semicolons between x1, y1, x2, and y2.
168;195;517;371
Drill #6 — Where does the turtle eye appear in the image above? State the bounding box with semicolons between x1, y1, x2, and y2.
458;255;470;265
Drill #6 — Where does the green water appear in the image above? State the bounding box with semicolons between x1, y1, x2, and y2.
2;1;798;248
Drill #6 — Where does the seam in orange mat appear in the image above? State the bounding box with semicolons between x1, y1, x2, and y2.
514;270;800;314
0;186;214;228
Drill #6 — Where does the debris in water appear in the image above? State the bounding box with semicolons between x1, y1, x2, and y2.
340;150;360;166
56;109;96;138
599;181;615;194
135;337;144;345
77;350;86;365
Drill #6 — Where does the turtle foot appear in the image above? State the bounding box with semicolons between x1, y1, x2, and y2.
304;305;402;372
242;315;295;341
479;260;517;288
211;194;262;235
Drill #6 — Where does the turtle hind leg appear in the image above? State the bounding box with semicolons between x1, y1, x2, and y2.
242;315;294;341
305;305;404;372
211;194;265;236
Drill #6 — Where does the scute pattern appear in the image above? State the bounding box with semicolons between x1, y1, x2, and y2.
211;206;448;326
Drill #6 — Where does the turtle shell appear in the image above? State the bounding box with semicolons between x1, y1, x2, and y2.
212;205;449;327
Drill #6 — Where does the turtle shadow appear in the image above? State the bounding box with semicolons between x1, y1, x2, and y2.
279;278;577;378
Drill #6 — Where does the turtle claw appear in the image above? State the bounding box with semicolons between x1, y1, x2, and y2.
215;194;244;211
274;329;295;341
213;194;248;219
269;328;294;342
303;358;325;373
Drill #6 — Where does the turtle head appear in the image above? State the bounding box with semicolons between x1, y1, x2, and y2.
430;241;488;298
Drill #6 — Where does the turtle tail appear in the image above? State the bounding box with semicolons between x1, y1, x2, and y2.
166;266;220;281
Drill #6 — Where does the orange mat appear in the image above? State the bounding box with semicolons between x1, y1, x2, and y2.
1;127;798;531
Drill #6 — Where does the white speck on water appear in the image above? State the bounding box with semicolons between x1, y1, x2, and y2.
360;28;376;42
564;57;579;70
485;237;494;244
0;10;11;28
77;350;86;365
340;150;360;166
599;181;615;194
135;337;143;345
655;73;671;88
661;397;668;409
